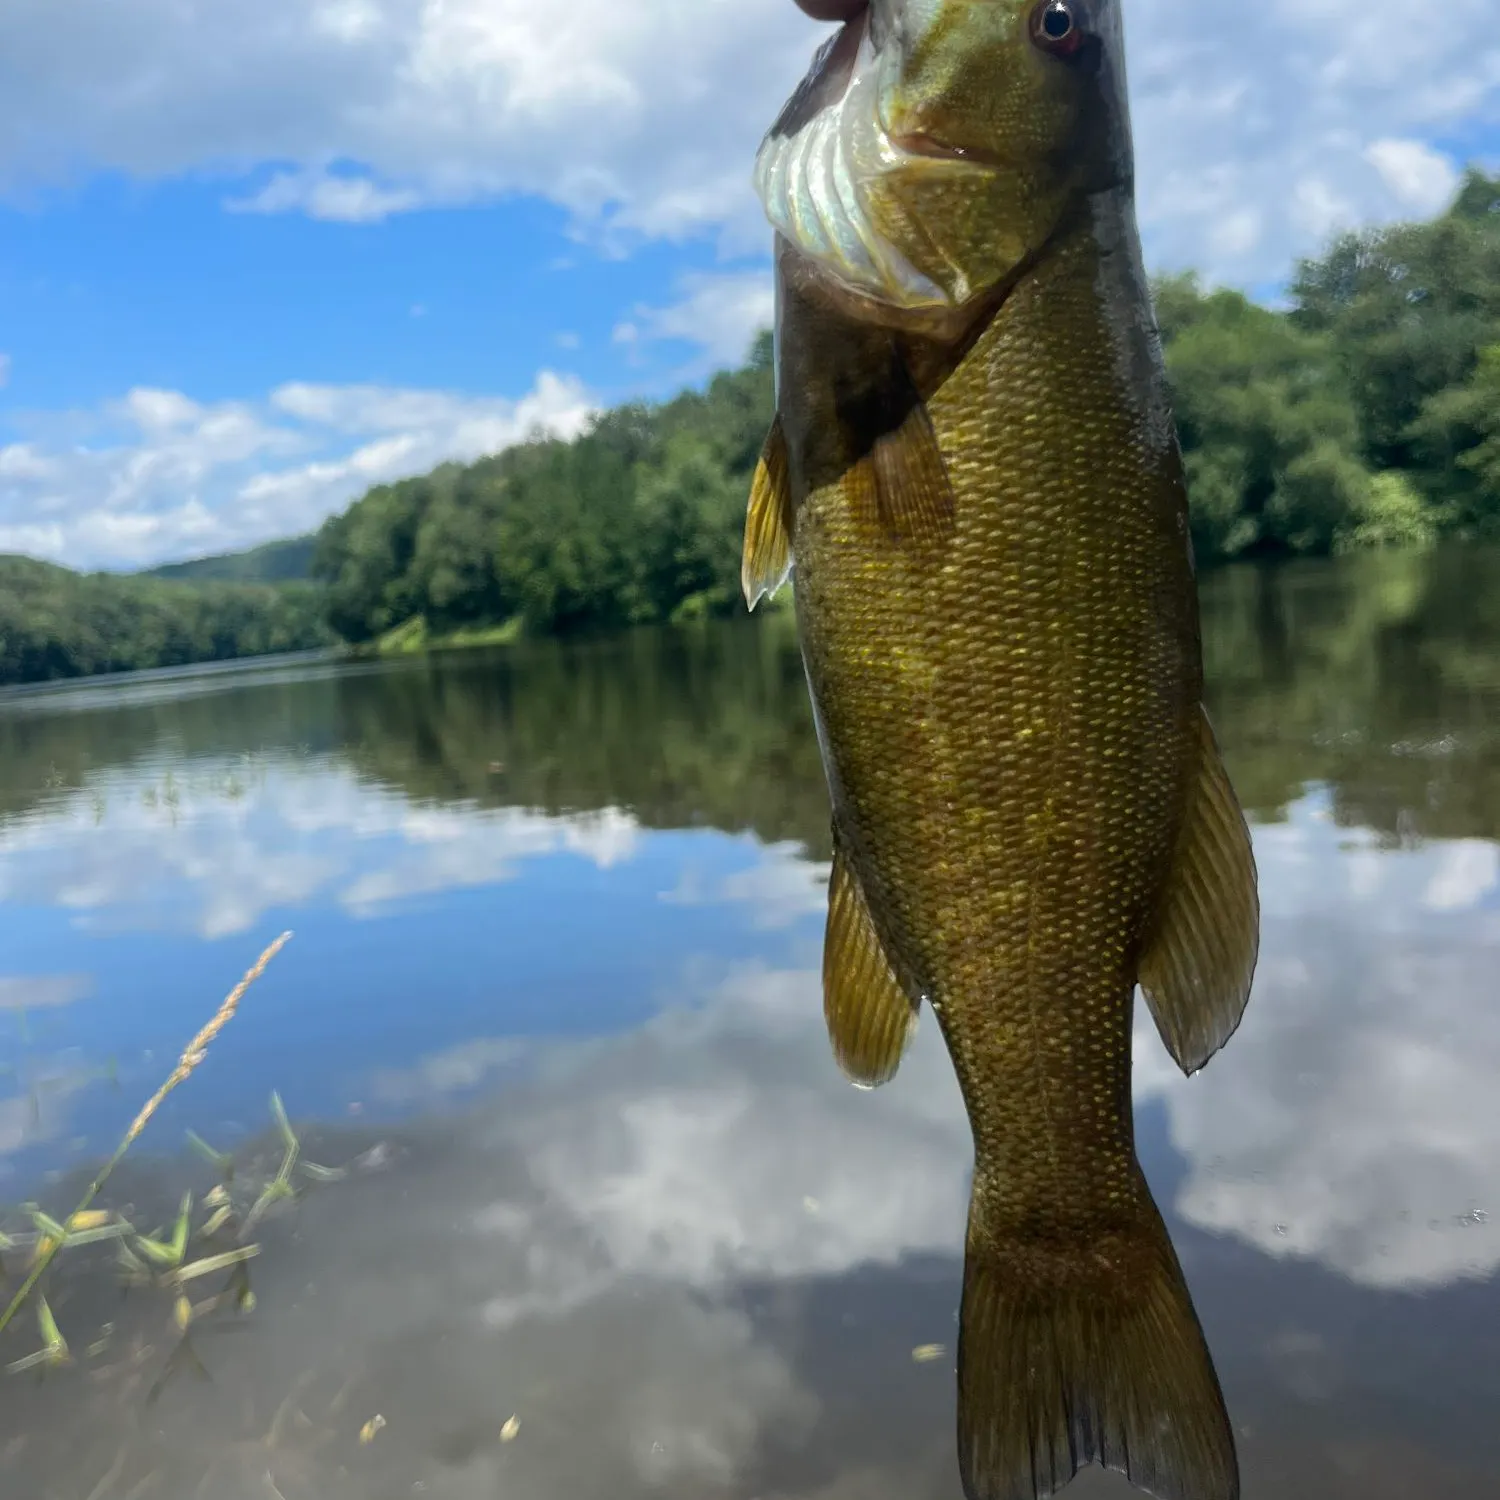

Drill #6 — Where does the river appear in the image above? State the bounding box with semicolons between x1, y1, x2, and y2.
1;546;1497;1498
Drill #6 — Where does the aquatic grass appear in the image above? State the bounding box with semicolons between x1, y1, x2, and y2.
133;1192;195;1268
0;930;293;1343
4;1085;333;1391
186;1129;235;1180
4;1295;70;1375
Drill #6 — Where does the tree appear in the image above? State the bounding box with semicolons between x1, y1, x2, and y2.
1154;274;1373;560
0;556;330;687
303;169;1500;651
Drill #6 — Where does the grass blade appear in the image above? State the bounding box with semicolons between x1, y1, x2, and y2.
0;931;294;1341
186;1131;234;1178
27;1209;69;1243
167;1193;193;1262
36;1296;68;1358
170;1245;262;1286
133;1235;184;1269
54;1222;133;1250
198;1205;235;1240
270;1092;298;1154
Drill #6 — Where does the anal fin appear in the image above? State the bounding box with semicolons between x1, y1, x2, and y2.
1139;705;1260;1076
741;414;794;610
823;840;919;1088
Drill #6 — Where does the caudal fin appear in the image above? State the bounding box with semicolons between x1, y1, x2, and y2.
957;1203;1237;1500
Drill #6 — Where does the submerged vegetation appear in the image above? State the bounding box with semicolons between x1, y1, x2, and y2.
0;936;346;1396
3;171;1498;686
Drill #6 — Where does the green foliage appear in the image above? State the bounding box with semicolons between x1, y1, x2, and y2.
0;557;331;687
1153;274;1368;560
1150;168;1499;564
308;176;1498;649
1288;167;1500;531
1337;471;1437;553
312;332;777;646
144;535;316;583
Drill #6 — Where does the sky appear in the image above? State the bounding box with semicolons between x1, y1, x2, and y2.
0;0;1496;573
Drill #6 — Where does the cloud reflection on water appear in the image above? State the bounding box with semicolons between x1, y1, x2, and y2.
0;755;642;937
358;790;1500;1300
0;774;1497;1495
0;750;1496;1293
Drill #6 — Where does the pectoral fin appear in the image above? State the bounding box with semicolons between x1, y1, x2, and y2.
1139;706;1260;1076
846;390;956;551
824;841;919;1088
741;414;794;610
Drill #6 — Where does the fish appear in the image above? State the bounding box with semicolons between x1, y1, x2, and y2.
742;4;1261;1500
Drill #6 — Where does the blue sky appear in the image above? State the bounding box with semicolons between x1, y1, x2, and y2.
0;0;1496;571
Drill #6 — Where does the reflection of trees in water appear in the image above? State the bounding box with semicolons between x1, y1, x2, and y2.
3;548;1500;849
1201;547;1500;840
337;611;832;858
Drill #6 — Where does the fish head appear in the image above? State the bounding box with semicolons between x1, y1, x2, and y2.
754;0;1131;320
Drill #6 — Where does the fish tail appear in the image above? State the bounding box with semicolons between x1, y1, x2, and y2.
957;1184;1238;1500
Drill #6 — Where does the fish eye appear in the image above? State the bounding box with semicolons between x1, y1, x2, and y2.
1031;0;1084;56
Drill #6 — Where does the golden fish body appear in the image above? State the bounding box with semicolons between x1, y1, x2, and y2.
744;4;1260;1499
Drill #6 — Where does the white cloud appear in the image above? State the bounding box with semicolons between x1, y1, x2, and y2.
1128;0;1496;280
618;269;775;370
474;792;1500;1301
1422;839;1500;912
469;960;972;1332
0;973;93;1010
226;166;424;222
0;0;825;254
1365;137;1465;217
0;371;593;569
369;1037;528;1104
0;1076;92;1168
663;840;830;930
1132;794;1500;1291
119;387;203;431
0;1;1493;285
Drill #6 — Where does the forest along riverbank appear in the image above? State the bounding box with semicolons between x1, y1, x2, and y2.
4;172;1498;690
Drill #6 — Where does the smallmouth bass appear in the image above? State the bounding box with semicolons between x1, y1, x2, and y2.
743;4;1261;1499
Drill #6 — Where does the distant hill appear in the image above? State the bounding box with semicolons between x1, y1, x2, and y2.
0;553;330;686
144;534;316;583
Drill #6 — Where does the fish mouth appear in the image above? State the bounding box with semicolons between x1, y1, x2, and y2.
886;130;1008;171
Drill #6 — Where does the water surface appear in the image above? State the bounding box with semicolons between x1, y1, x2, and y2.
1;547;1497;1499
